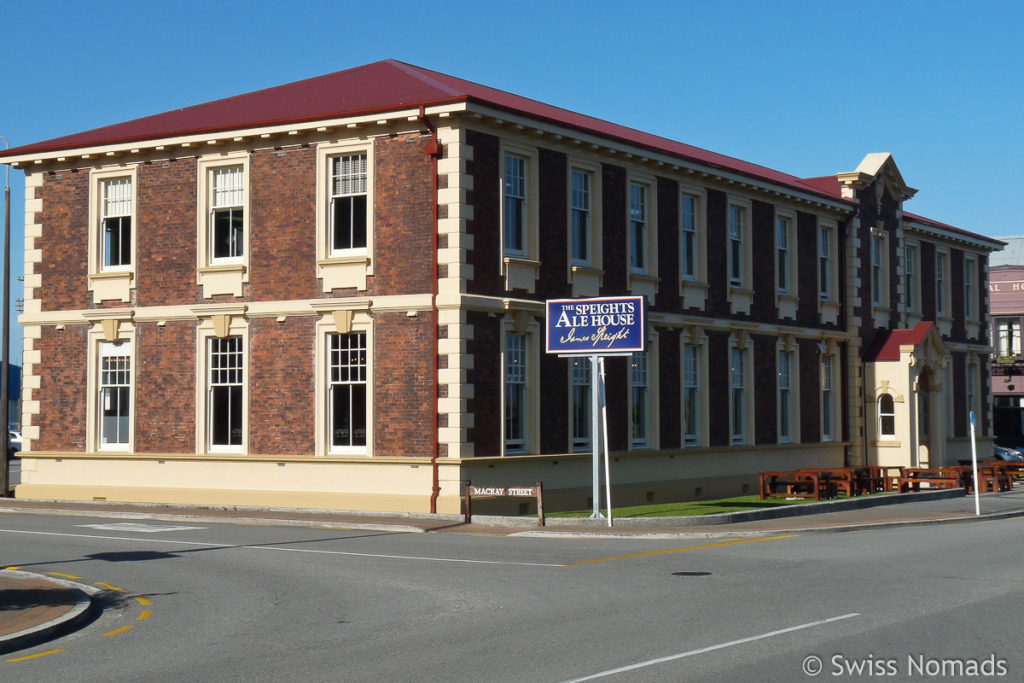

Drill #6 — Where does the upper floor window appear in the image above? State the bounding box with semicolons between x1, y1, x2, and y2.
729;205;745;287
681;193;698;281
101;177;133;271
936;251;948;318
571;169;592;266
330;153;368;254
996;318;1021;357
209;165;245;263
504;154;527;256
819;224;834;301
904;244;918;313
776;215;791;293
965;257;977;321
871;234;885;306
629;183;648;273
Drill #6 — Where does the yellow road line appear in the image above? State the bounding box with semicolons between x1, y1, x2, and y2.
137;610;152;621
96;582;123;592
6;649;64;662
1;566;20;570
47;572;80;579
134;596;151;606
561;534;799;566
103;625;134;637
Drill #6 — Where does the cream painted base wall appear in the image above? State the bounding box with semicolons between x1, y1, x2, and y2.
15;444;846;516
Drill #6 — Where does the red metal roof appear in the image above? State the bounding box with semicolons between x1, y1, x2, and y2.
0;59;846;204
864;321;935;362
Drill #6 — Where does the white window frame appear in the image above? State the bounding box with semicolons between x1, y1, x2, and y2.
98;341;133;450
316;140;375;292
207;336;245;453
683;342;702;446
965;256;977;321
878;393;896;440
630;350;650;448
629;181;649;275
327;331;369;454
314;309;373;457
87;166;138;303
821;350;837;442
570;167;593;267
504;153;528;258
871;231;887;308
328;152;369;257
727;198;753;292
936;249;949;319
775;212;794;294
680;188;705;283
778;349;794;443
86;322;136;453
197;153;251;297
996;318;1022;357
502;325;540;455
730;341;752;445
196;317;249;455
904;241;920;314
570;356;592;452
99;176;134;272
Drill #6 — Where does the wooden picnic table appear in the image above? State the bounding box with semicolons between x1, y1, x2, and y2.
796;468;859;497
759;471;835;501
897;467;967;493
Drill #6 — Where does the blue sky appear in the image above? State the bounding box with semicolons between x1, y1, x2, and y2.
2;0;1022;365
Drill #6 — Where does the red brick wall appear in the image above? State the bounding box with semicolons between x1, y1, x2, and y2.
34;326;87;451
250;147;317;301
249;317;315;455
137;159;199;306
371;134;435;296
373;312;435;457
135;321;196;453
40;171;90;312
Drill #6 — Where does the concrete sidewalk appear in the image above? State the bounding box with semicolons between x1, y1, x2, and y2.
1;487;1022;655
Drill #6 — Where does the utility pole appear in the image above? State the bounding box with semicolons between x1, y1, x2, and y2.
1;136;10;497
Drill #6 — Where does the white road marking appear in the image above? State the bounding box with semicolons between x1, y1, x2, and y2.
564;612;861;682
76;523;206;533
0;528;563;567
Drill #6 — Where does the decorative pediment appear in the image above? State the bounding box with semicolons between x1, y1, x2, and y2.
836;153;918;203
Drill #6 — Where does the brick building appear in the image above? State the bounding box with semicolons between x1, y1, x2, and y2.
0;60;1003;513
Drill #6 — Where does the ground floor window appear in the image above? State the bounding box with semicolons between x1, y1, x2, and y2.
571;356;591;451
329;332;367;450
209;336;244;449
778;350;792;443
631;351;649;448
99;340;131;449
505;332;528;452
879;394;896;439
683;344;700;446
731;347;747;444
821;353;835;441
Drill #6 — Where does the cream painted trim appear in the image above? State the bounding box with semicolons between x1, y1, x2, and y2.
627;171;659;281
500;140;540;291
818;219;839;308
196;316;249;455
4;104;467;167
315;310;374;457
315;139;375;292
729;333;755;446
776;341;800;444
727;197;753;313
679;183;708;309
681;327;710;448
88;165;139;303
86;323;137;453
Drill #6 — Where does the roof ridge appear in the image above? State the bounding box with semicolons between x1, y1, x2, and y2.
383;60;464;98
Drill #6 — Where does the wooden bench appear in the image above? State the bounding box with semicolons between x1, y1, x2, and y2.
976;463;1013;493
796;468;859;497
858;466;905;493
897;467;966;493
759;471;835;501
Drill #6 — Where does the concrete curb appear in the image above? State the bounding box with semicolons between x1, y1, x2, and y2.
0;570;100;655
472;488;969;529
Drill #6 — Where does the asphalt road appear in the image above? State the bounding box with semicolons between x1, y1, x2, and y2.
1;510;1021;682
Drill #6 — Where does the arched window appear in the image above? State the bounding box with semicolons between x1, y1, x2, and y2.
879;394;896;440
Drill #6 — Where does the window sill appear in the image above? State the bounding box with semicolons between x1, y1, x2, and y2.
318;255;371;292
503;257;540;293
570;264;603;297
873;440;901;448
88;270;134;304
199;264;247;298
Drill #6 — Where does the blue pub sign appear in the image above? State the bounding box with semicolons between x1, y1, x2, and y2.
545;296;647;355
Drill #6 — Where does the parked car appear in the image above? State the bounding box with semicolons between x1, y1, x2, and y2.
992;445;1024;463
6;430;20;457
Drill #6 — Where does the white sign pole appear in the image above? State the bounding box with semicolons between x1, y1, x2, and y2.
589;355;601;519
600;357;612;527
970;410;980;516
